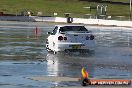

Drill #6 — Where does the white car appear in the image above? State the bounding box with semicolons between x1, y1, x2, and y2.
46;25;95;54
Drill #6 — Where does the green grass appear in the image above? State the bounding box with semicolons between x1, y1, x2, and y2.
0;0;131;18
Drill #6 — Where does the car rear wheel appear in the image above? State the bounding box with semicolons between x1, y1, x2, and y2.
46;44;52;52
53;51;57;54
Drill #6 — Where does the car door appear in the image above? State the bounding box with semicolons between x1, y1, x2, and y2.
48;26;58;50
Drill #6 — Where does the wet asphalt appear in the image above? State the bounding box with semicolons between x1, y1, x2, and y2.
0;21;132;88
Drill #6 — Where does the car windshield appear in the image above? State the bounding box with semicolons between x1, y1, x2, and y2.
59;26;88;32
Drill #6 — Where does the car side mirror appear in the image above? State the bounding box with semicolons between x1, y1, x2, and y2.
47;32;51;34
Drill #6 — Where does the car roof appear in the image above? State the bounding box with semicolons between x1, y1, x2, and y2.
55;25;85;27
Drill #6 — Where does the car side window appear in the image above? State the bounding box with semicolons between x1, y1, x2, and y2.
52;26;58;35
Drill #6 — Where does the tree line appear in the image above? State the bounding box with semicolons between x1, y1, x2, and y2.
79;0;129;5
79;0;102;2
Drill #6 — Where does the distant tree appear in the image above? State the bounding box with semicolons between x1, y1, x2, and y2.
79;0;102;2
